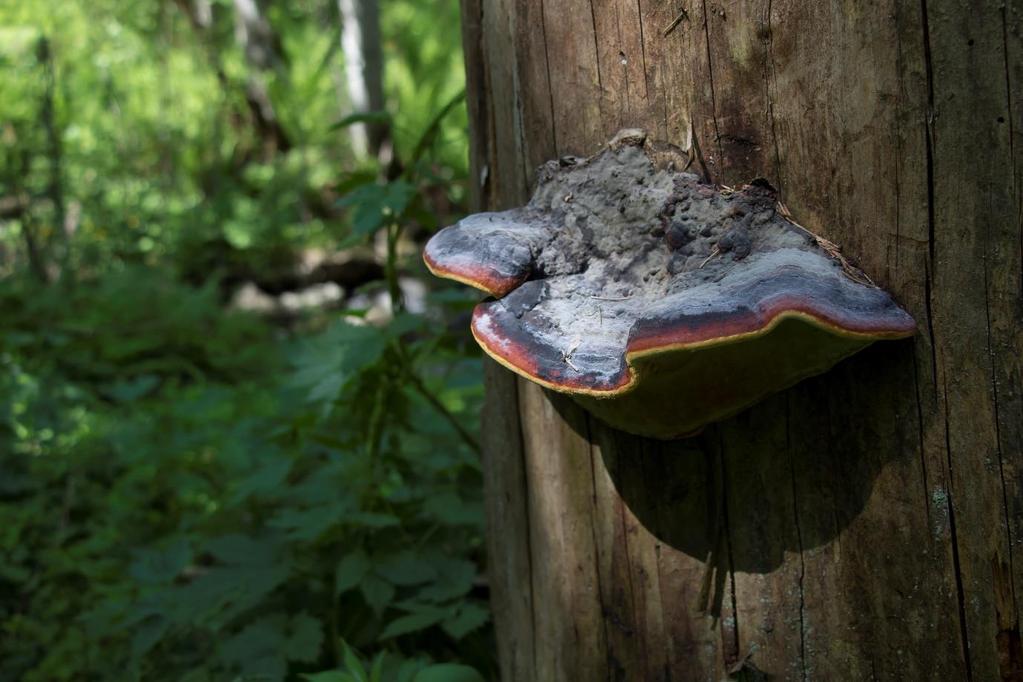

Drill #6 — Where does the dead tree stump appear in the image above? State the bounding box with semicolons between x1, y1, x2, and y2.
460;1;1023;679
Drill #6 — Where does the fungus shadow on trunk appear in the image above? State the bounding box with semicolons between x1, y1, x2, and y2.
549;340;914;611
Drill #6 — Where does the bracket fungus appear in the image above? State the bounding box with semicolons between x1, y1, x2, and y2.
424;130;916;439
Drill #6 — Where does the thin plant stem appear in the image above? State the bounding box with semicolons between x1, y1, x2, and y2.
364;376;388;485
384;221;402;313
403;363;480;454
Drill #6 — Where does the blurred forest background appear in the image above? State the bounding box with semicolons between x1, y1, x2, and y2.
0;0;491;680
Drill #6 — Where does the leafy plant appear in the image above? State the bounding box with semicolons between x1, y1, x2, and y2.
0;265;489;681
0;0;490;679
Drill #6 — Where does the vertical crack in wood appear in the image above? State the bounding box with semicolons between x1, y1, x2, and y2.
690;115;714;185
1002;6;1022;297
716;429;740;669
634;0;649;101
587;0;605;124
923;127;936;269
512;379;540;681
617;443;647;676
920;0;936;268
765;0;782;190
614;3;631;117
912;349;932;521
699;0;723;162
923;258;940;397
504;0;530;200
943;372;975;681
918;0;942;400
660;61;671;139
892;2;905;280
537;0;559;154
462;0;491;208
984;200;1019;647
584;415;616;679
785;395;808;681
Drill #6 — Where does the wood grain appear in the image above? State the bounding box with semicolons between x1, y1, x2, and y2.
461;0;1023;678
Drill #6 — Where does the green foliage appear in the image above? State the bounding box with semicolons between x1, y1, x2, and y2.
0;267;489;681
340;181;418;237
0;0;468;278
301;642;486;682
0;0;490;680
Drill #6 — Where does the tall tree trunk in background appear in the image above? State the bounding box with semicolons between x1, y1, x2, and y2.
338;0;388;158
231;0;291;154
462;1;1022;680
37;36;68;278
171;0;291;156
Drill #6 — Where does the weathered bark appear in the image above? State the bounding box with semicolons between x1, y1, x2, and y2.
462;1;1023;679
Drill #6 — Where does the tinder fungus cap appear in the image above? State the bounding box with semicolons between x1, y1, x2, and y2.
424;129;916;439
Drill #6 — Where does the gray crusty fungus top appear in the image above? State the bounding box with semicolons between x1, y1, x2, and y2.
425;131;915;397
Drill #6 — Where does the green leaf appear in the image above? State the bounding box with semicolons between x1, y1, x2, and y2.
360;573;396;615
348;511;401;528
423;492;483;527
408;90;467;166
341;641;368;682
339;181;417;236
268;504;343;541
368;652;386;682
441;603;490;639
130;615;170;661
335;549;371;596
375;551;438;586
412;664;485;682
396;659;425;682
205;533;281;566
219;617;289;681
170;562;290;626
380;607;446;639
415;559;476;602
105;374;161;402
129;537;191;584
230;455;292;504
291;321;389;402
329;110;392;131
302;673;359;682
285;612;323;663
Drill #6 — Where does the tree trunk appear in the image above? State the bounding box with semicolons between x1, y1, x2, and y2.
338;0;388;157
461;1;1022;679
231;0;292;155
